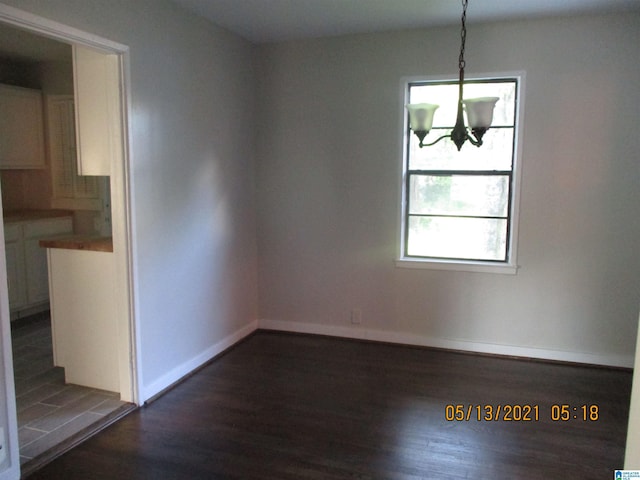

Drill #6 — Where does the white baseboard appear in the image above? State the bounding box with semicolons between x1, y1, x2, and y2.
142;319;258;402
258;319;634;368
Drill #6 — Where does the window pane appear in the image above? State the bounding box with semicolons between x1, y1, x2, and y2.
409;81;516;127
407;216;507;261
409;175;510;217
408;127;514;171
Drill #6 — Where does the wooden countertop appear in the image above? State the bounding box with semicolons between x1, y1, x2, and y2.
39;235;113;253
3;209;73;223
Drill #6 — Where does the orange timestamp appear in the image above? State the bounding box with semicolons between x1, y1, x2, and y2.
444;404;600;422
445;404;540;422
550;404;599;421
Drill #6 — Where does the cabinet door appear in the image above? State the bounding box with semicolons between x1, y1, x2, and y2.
73;45;121;176
24;217;73;304
0;84;46;169
47;96;100;209
5;240;26;309
24;237;49;304
48;96;76;199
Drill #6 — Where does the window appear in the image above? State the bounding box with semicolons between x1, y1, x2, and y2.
399;75;522;273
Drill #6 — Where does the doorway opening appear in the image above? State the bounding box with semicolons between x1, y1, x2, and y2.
0;5;138;477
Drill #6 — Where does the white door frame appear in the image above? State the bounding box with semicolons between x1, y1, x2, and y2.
0;4;140;478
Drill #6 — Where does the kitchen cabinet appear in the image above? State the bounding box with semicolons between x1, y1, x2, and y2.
4;224;26;308
46;95;101;210
4;215;73;318
73;45;122;176
0;84;46;169
45;246;119;392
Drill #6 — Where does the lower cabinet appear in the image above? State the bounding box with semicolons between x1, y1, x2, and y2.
4;227;26;309
4;216;73;318
46;247;119;391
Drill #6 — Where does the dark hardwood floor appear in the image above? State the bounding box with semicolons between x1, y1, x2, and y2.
25;331;632;479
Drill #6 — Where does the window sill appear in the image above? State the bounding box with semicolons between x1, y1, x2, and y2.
395;257;518;275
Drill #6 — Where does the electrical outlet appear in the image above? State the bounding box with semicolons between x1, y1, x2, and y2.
0;427;6;464
350;308;362;325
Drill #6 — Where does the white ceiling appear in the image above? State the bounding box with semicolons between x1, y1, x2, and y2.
171;0;640;44
0;0;638;63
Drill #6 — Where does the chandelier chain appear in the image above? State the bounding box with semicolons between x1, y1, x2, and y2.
407;0;496;151
459;0;468;71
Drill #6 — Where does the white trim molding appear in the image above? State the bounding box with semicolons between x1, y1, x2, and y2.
0;3;128;52
395;258;519;275
259;318;633;369
0;5;138;478
397;71;526;275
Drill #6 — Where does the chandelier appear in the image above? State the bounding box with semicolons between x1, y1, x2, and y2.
406;0;499;151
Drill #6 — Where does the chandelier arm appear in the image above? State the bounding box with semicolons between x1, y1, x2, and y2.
419;133;454;148
417;127;485;149
466;133;483;147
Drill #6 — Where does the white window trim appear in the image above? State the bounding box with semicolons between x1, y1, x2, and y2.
396;71;526;275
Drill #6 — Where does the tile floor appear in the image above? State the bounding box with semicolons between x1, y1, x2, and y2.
10;312;133;469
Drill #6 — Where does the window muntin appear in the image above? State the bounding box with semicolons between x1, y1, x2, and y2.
403;78;519;265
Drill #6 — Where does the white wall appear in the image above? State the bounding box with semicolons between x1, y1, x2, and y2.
0;0;259;400
256;13;640;367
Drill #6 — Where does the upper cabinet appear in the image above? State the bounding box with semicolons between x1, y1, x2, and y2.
47;95;101;210
72;45;122;176
0;84;46;169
